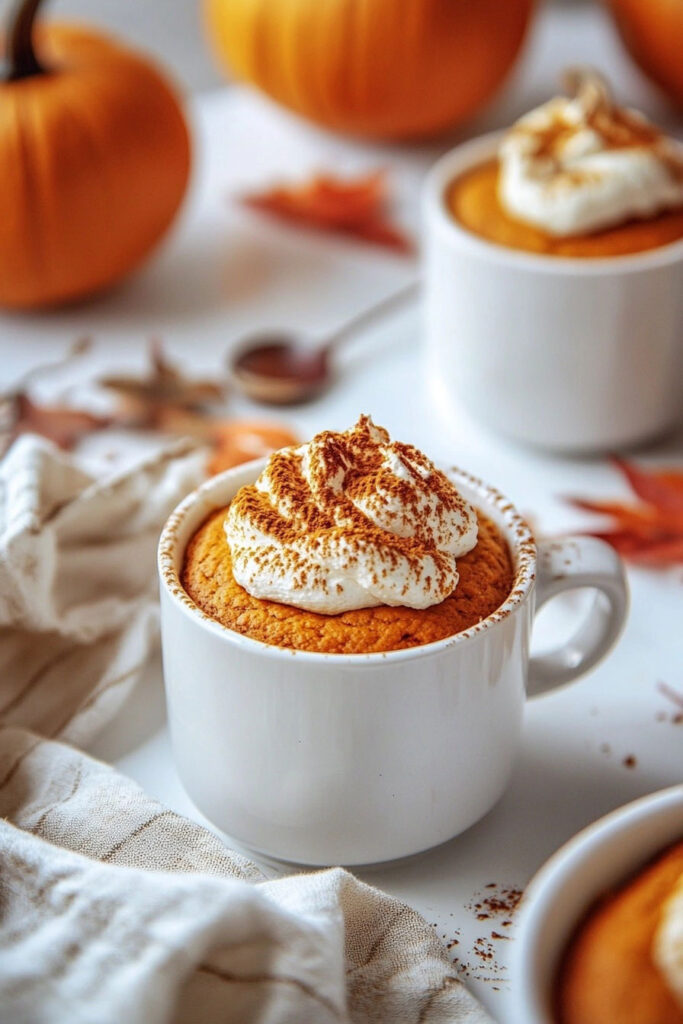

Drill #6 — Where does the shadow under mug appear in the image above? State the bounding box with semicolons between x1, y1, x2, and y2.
158;460;628;866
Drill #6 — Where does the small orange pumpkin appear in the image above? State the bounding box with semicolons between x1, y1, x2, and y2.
204;0;535;140
0;0;191;309
605;0;683;107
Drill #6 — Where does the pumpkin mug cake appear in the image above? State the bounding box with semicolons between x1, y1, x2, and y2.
182;416;513;654
557;838;683;1023
423;68;683;451
160;422;626;863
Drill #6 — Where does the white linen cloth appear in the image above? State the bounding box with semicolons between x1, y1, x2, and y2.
0;436;490;1024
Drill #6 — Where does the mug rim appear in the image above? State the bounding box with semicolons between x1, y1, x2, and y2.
157;458;537;665
424;130;683;276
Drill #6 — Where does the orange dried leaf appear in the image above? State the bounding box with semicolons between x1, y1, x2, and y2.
565;497;683;536
153;410;298;473
240;171;413;254
0;342;294;477
566;458;683;566
612;456;683;512
208;420;299;475
589;531;683;564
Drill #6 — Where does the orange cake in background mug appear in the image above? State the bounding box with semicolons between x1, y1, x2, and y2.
447;69;683;258
182;416;513;654
557;839;683;1024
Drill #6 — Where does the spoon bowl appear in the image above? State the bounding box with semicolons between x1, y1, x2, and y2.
231;334;331;405
228;281;418;406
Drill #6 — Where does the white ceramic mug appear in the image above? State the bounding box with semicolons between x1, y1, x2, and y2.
423;133;683;452
158;460;628;866
510;785;683;1024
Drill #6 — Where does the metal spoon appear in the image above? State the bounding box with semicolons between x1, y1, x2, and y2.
229;280;418;405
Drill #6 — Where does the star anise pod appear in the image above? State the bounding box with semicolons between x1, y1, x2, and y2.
99;340;226;428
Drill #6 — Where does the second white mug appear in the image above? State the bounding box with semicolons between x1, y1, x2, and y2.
422;133;683;452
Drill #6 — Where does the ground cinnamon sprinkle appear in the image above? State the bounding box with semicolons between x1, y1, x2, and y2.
467;886;524;920
227;416;474;600
443;884;524;988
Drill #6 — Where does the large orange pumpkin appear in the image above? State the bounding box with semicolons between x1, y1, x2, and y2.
0;0;191;309
205;0;535;140
605;0;683;107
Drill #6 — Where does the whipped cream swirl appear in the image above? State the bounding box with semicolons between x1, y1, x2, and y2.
224;416;478;614
499;69;683;236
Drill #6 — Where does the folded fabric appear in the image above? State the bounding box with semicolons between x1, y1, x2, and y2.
0;726;490;1024
0;437;491;1024
0;435;204;746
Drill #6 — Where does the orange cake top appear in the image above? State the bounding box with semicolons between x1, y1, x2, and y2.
557;839;683;1024
448;159;683;259
182;506;513;655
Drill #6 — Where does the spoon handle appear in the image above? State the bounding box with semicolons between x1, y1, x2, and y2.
323;280;419;353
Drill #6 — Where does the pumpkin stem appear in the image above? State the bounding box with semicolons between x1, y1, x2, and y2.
5;0;46;81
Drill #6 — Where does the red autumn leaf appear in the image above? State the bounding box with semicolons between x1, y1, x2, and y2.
566;498;683;536
657;680;683;711
628;538;683;565
611;456;683;512
588;531;683;565
1;393;110;453
566;458;683;566
240;171;413;254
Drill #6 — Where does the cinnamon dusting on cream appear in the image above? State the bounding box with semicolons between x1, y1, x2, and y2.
182;507;512;654
499;67;683;236
224;416;478;614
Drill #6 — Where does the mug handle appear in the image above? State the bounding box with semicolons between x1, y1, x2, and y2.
527;536;629;698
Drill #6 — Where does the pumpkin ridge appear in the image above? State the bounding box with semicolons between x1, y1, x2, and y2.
12;95;49;293
205;0;536;140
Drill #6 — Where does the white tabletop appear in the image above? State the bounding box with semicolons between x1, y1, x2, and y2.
4;4;683;1020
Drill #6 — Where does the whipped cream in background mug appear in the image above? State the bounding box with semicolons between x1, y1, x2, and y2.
499;68;683;236
225;416;478;614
